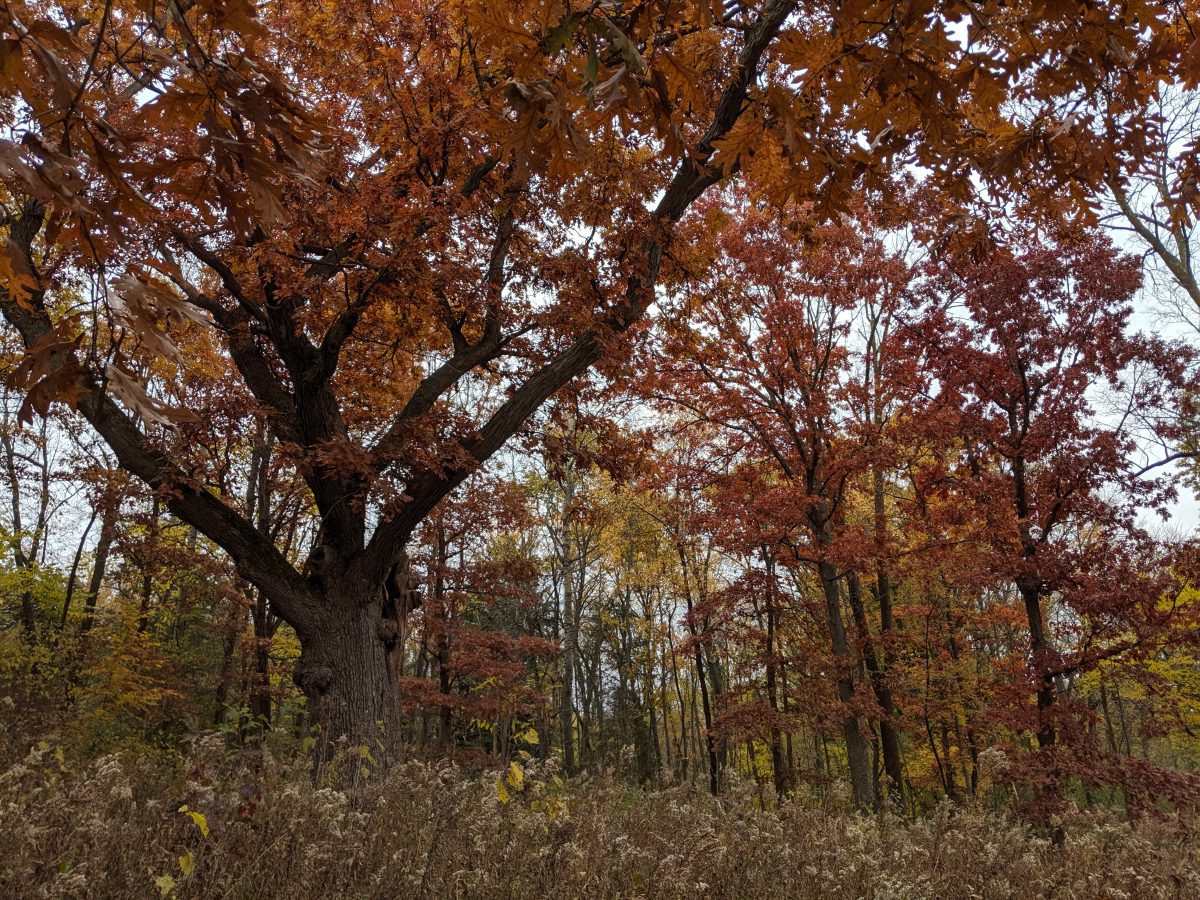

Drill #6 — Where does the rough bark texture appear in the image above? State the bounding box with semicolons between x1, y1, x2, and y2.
294;592;406;766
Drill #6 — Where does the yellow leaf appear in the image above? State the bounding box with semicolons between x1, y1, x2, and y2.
496;777;511;804
516;726;539;745
507;761;524;790
154;874;176;896
710;113;760;177
178;805;209;838
178;852;194;878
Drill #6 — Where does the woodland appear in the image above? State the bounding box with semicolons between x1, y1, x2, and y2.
5;0;1200;897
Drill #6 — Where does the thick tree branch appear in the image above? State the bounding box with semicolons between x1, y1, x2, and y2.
354;0;797;582
161;258;301;441
179;231;365;551
2;205;324;636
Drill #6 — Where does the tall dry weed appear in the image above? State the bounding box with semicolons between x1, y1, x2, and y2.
0;736;1196;899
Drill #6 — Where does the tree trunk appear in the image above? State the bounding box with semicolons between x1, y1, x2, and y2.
293;592;405;767
250;588;278;725
763;550;789;798
678;542;719;795
213;590;247;725
1019;579;1058;751
561;572;577;774
80;507;117;633
137;496;161;633
871;465;906;808
432;526;454;749
818;557;873;810
847;571;903;809
60;508;98;628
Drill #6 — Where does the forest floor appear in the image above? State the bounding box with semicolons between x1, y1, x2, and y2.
2;724;1198;900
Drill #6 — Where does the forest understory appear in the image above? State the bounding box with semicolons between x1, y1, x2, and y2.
2;721;1198;900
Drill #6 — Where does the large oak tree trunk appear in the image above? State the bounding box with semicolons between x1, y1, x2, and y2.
293;591;406;767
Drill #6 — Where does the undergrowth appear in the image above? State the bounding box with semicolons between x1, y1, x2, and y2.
1;720;1196;899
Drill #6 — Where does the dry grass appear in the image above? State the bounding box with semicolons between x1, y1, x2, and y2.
1;727;1197;900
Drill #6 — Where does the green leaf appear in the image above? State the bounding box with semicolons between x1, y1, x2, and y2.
594;18;645;74
541;13;581;55
582;34;600;96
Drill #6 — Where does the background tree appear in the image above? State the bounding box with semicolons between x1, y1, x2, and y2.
903;225;1200;820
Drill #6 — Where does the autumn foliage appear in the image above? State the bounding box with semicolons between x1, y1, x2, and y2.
3;0;1200;893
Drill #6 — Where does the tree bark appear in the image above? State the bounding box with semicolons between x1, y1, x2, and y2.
293;592;406;766
817;556;873;810
847;571;904;809
80;507;117;633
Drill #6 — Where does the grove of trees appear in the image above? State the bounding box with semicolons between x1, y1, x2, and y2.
5;0;1200;838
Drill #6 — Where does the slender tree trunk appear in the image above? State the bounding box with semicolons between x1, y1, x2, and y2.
668;620;689;779
678;542;718;795
942;599;979;796
870;461;907;808
137;496;161;633
783;686;795;775
1019;580;1057;751
246;433;278;727
433;527;453;749
763;551;789;797
561;576;576;774
659;633;674;772
846;571;903;808
1;407;35;636
817;557;873;810
1021;575;1064;847
80;507;117;633
1099;679;1119;753
250;589;278;725
940;722;960;802
61;509;98;628
213;590;247;726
